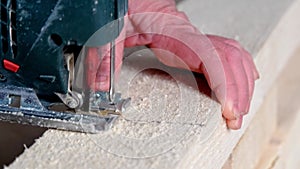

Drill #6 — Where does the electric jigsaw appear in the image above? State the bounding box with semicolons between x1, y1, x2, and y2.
0;0;130;133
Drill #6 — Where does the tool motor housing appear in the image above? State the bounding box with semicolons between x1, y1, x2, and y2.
0;0;127;96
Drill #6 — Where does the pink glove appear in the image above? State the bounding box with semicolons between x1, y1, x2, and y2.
87;0;259;130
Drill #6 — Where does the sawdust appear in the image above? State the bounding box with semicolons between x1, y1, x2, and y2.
83;48;220;158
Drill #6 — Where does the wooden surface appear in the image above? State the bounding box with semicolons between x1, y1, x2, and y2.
223;86;278;169
224;48;300;169
5;0;300;168
272;48;300;169
177;0;294;54
255;47;300;169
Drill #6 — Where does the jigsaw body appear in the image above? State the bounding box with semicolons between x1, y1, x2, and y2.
0;0;130;133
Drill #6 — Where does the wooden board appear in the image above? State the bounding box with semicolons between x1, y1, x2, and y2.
224;42;300;169
223;86;278;169
5;0;300;168
255;47;300;169
177;0;294;54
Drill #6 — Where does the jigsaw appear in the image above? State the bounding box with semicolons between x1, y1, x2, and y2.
0;0;130;133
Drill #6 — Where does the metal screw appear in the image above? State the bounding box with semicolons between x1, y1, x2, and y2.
0;73;7;82
66;98;78;109
67;40;77;46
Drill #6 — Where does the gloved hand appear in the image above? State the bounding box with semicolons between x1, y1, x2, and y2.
87;0;259;130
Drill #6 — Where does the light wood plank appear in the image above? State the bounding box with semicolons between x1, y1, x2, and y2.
256;110;300;169
223;86;277;169
6;0;300;169
256;47;300;169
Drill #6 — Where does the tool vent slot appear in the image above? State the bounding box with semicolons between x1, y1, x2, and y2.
1;0;17;57
1;0;9;54
8;94;21;108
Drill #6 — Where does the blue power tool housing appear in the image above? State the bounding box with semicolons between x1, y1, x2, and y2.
0;0;128;133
